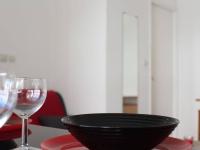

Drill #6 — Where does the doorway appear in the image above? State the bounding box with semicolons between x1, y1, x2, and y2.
122;13;138;114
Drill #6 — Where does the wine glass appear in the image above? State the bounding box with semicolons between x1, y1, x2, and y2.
14;77;47;150
0;72;17;128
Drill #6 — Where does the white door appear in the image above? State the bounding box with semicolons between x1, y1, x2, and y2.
151;4;175;117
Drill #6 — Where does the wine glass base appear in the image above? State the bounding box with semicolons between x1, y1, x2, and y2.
13;146;40;150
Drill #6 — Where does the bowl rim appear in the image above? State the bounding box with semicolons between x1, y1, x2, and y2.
61;113;179;129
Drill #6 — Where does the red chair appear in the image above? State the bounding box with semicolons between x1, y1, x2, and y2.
30;90;67;128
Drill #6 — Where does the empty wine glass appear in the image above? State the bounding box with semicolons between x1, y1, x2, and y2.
14;77;47;150
0;72;17;128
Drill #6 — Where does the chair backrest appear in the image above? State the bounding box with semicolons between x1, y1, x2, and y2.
30;90;67;125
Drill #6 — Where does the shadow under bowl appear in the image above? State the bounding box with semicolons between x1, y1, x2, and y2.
61;113;179;150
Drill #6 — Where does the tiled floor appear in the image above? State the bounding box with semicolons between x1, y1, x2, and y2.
123;103;137;113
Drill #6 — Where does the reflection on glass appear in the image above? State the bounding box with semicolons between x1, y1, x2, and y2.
0;73;17;127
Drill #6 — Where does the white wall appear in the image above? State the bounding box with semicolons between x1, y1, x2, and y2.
55;0;107;114
0;0;108;115
176;0;200;139
107;0;151;113
0;0;59;89
193;1;200;140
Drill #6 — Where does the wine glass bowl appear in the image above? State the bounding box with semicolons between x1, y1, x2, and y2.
15;88;46;118
14;77;47;149
0;73;17;128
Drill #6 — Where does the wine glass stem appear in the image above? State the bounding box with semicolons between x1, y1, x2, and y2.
21;118;29;147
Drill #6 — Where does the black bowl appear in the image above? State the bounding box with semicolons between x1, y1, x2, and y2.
61;113;179;150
